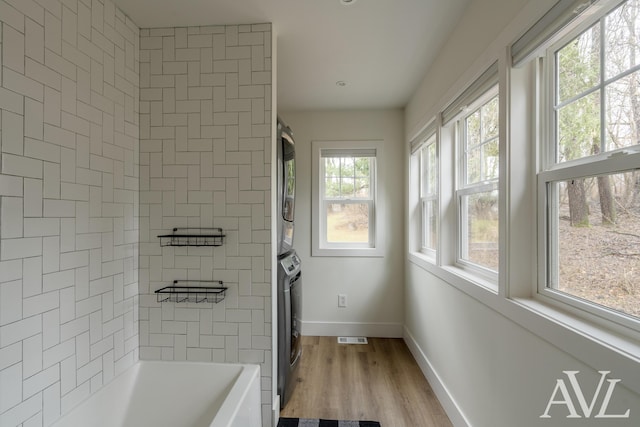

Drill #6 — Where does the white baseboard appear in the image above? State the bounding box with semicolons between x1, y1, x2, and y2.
300;320;404;338
403;326;471;427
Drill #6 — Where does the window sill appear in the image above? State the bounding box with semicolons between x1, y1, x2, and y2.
313;246;384;258
408;251;498;295
507;296;640;394
442;264;498;294
511;297;640;359
408;251;640;395
408;251;437;271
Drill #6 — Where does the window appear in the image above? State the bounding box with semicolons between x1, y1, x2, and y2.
419;134;438;256
540;0;640;324
322;155;374;246
409;63;500;285
312;141;384;257
456;88;500;277
409;121;438;264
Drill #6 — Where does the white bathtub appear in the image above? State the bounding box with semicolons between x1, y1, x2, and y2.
51;361;262;427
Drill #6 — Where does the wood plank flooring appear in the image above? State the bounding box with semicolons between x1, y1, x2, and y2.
280;336;453;427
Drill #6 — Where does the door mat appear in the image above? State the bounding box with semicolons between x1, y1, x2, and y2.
277;419;381;427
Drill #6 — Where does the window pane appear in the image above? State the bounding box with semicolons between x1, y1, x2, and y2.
326;203;370;243
462;190;499;271
324;156;373;199
557;90;601;162
465;94;499;185
466;110;481;147
605;69;640;151
340;177;355;197
427;143;437;195
325;158;340;178
483;138;499;181
554;3;640;163
355;177;370;198
605;0;640;79
420;147;428;198
340;157;355;177
422;199;438;251
481;96;499;139
550;170;640;319
557;24;601;103
466;147;482;185
421;143;437;197
355;157;370;178
325;177;340;198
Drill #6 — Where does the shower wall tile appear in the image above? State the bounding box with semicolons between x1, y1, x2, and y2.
138;23;272;425
0;0;139;425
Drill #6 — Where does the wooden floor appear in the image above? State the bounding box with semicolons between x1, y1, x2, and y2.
280;336;453;427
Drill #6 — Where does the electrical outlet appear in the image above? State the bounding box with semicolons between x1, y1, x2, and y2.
338;294;347;307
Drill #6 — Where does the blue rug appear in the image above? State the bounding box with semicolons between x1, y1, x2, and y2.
277;419;381;427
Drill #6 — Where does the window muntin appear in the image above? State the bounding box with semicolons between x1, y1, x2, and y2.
457;89;500;275
554;0;640;164
320;153;376;249
419;136;438;254
542;0;640;325
464;96;500;185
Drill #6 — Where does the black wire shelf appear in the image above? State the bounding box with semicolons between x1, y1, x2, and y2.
155;280;227;304
157;227;225;247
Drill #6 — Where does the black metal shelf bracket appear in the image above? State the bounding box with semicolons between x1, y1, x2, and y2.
157;227;225;247
155;280;227;304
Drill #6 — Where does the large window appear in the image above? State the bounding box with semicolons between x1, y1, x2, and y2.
540;0;640;324
457;89;500;276
419;134;438;256
312;141;384;257
409;63;500;285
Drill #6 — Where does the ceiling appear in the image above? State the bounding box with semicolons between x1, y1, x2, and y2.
112;0;471;111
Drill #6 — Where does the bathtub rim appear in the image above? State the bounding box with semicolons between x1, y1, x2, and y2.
51;360;261;427
210;362;261;427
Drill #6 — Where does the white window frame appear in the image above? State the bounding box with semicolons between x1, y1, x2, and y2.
311;140;385;257
320;156;376;249
419;134;438;258
455;86;500;282
537;0;640;331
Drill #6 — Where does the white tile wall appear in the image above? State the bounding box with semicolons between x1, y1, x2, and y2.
139;23;273;425
2;3;274;426
0;0;139;426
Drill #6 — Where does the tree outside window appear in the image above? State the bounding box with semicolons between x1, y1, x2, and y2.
322;156;374;245
544;0;640;320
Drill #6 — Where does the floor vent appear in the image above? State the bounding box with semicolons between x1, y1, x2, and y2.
337;336;368;344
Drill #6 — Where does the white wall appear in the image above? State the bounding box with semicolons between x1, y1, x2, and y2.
404;0;640;426
279;110;405;337
406;0;534;137
137;24;274;425
0;0;140;425
405;265;640;426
